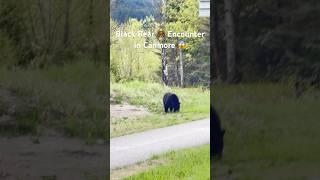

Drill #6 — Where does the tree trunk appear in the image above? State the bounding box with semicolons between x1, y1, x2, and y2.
63;0;71;47
37;0;46;41
211;0;224;83
168;44;176;86
161;48;168;86
161;37;168;86
224;0;237;83
160;0;168;86
179;49;184;87
176;60;180;87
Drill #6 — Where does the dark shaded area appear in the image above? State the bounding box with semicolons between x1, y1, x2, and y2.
212;0;320;86
210;105;225;159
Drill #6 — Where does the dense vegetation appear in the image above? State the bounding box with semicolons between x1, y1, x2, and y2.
112;0;320;87
109;0;320;178
164;0;210;87
213;0;320;85
0;0;107;68
111;0;211;87
0;0;108;141
210;2;320;177
0;61;106;141
110;19;160;82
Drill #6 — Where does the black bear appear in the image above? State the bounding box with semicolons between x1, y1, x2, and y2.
163;93;180;113
211;105;225;159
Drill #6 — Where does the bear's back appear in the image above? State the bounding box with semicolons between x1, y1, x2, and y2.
211;105;225;158
163;93;172;103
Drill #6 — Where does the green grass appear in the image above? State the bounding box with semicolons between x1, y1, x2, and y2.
0;60;107;142
118;83;320;179
123;145;210;180
110;81;210;137
213;83;320;179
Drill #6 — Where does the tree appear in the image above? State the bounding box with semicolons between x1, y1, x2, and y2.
164;0;210;87
0;0;108;68
110;19;160;82
211;0;225;82
224;0;237;83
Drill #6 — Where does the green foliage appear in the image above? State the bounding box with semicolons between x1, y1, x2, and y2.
164;0;210;86
110;19;161;82
0;0;107;68
0;1;108;143
111;0;210;86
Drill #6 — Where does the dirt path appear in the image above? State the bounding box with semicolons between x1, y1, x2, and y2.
0;104;151;180
0;131;107;180
110;104;150;120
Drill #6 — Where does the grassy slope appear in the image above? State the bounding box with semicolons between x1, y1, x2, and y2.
213;83;320;179
120;83;320;179
110;81;210;137
123;145;210;180
0;61;106;142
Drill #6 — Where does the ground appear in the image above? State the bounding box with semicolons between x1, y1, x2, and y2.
110;104;150;120
0;100;153;179
0;129;106;180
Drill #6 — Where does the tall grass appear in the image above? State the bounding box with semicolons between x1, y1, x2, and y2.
213;83;320;179
0;60;107;141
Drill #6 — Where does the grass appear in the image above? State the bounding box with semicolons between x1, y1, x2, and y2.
110;81;210;137
115;83;320;179
0;60;107;142
213;83;320;179
119;145;210;180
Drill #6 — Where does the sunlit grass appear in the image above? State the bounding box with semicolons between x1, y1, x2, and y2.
110;81;210;137
124;145;210;180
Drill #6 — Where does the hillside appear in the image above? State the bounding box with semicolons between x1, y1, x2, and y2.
111;0;158;22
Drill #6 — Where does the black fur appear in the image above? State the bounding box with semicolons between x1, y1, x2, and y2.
163;93;180;113
211;105;225;159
